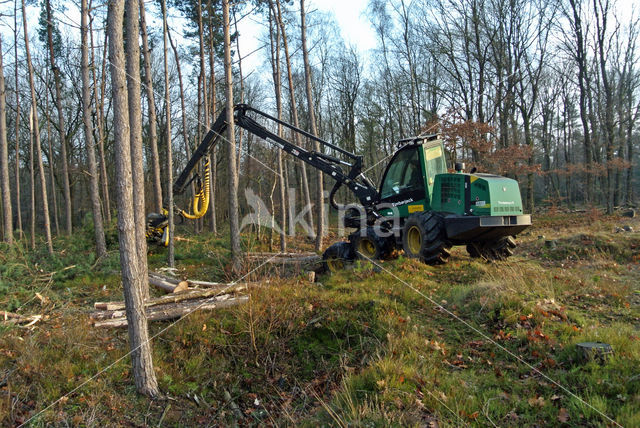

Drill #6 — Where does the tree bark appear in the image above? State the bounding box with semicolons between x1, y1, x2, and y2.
224;0;241;272
90;21;111;224
274;0;314;233
206;4;218;235
13;0;22;237
268;3;287;252
81;0;107;258
167;28;196;225
45;0;73;235
125;0;149;298
139;0;163;213
44;78;60;236
107;0;159;397
161;0;175;268
29;109;35;250
300;0;324;251
23;0;53;255
0;36;12;244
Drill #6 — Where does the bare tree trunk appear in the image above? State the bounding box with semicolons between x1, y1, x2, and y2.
91;22;111;224
44;72;60;236
45;0;72;235
274;0;314;232
206;8;218;235
81;0;106;258
233;10;245;169
0;36;12;244
107;0;159;397
197;0;216;235
0;39;12;244
268;4;286;252
161;0;175;268
300;0;323;251
29;109;35;250
140;1;163;213
224;0;241;272
125;0;149;298
13;0;22;238
23;0;53;255
167;28;195;218
196;73;203;235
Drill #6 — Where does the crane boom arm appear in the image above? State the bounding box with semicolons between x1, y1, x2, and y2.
173;104;379;214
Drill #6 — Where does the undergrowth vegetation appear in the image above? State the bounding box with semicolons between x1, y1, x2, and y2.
0;212;639;426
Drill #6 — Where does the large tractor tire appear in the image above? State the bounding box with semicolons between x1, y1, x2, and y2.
467;236;516;261
402;212;451;265
350;226;394;261
322;242;355;273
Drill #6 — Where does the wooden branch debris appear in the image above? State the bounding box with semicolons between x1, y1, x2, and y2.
93;283;247;311
2;311;43;327
92;295;249;328
92;273;249;328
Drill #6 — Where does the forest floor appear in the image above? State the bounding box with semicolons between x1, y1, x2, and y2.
0;210;639;427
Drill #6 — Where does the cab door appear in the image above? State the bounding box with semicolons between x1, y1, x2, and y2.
377;146;428;217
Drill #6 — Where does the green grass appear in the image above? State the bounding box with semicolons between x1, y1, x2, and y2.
0;212;638;426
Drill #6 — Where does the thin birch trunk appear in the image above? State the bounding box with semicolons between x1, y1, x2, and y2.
167;27;196;219
44;71;60;235
268;3;286;252
161;0;175;268
29;109;35;250
206;8;218;234
81;0;106;257
224;0;241;272
140;0;163;213
0;36;12;244
274;0;314;232
13;0;22;237
23;0;53;254
300;0;323;251
90;21;111;224
45;0;72;235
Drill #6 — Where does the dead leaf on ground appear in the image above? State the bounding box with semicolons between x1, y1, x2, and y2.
528;396;545;407
558;407;570;422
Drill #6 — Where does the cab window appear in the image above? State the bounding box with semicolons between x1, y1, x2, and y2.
424;144;447;188
380;147;423;199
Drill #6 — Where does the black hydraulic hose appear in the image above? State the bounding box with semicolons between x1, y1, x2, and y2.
329;180;344;211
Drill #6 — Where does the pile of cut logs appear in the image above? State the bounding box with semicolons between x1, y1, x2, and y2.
90;272;248;328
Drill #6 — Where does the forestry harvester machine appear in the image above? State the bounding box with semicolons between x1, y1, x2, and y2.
146;104;531;271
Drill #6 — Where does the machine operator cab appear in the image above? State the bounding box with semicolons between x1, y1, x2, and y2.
377;135;448;218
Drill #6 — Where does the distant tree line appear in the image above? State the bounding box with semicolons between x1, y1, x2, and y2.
0;0;639;253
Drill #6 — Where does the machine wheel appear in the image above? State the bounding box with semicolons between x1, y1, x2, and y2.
467;236;516;261
466;243;482;258
402;212;451;265
322;242;355;273
350;226;394;261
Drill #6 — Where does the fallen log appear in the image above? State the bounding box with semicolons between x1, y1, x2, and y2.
246;251;317;259
188;279;225;288
149;271;180;284
149;275;189;293
93;295;249;328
